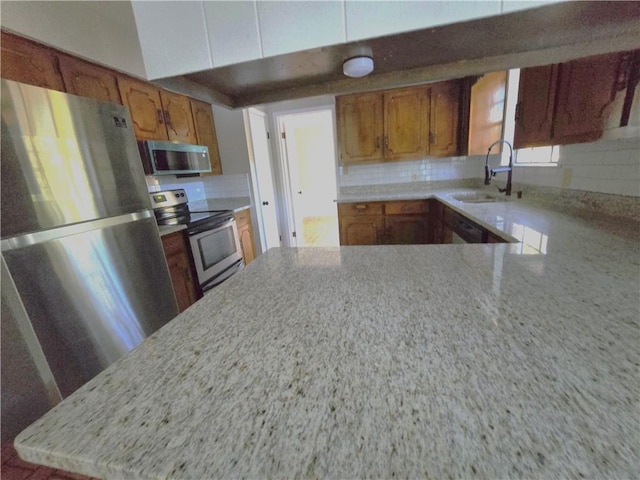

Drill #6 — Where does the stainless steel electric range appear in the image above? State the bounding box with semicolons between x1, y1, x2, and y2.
150;189;243;292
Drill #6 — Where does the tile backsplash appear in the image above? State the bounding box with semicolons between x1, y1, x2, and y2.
338;154;494;187
338;136;639;197
513;137;639;197
146;174;250;201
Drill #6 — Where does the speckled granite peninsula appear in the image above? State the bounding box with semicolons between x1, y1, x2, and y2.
15;189;640;479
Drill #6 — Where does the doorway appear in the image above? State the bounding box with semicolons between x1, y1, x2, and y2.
277;109;339;247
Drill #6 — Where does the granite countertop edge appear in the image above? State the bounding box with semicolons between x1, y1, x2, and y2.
14;186;640;479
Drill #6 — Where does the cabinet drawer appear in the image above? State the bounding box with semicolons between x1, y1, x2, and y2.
234;208;251;227
338;202;384;216
385;200;429;215
161;231;185;256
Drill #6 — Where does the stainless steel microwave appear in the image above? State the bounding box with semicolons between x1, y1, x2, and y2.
138;140;212;175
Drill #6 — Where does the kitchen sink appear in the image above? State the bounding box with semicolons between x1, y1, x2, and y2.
452;193;506;203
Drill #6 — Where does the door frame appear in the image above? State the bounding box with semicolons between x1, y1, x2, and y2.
243;107;282;252
270;104;340;247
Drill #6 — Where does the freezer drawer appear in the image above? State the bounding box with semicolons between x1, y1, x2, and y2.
2;215;179;397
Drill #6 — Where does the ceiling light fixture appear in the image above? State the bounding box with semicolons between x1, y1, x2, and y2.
343;56;374;78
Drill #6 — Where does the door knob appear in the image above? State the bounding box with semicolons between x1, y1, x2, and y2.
262;201;269;206
297;191;302;194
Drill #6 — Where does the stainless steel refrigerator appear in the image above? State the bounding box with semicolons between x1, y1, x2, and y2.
1;80;179;438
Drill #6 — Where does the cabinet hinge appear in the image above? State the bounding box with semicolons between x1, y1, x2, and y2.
279;235;282;241
267;131;270;139
292;231;297;238
281;131;286;139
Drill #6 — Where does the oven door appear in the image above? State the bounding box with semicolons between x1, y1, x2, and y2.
189;219;243;290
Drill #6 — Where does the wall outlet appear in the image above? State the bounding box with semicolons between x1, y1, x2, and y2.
562;168;573;188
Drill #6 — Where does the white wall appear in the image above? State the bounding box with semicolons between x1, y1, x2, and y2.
213;105;253;175
0;0;146;78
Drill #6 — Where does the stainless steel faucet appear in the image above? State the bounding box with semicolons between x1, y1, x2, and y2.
484;139;514;196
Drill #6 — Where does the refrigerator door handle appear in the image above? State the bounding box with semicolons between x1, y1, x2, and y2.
1;211;155;252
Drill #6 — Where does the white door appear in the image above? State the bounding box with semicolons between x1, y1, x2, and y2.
278;109;339;247
245;108;281;251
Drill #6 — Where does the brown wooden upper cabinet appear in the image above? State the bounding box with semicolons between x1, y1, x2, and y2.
383;87;429;160
190;99;223;175
468;71;508;156
429;81;461;157
337;80;461;164
117;77;168;141
0;31;65;92
118;77;197;143
554;53;626;143
514;51;631;148
514;65;558;148
336;92;384;164
59;54;122;104
159;90;197;144
2;31;224;177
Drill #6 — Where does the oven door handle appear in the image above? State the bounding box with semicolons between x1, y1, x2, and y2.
187;215;235;236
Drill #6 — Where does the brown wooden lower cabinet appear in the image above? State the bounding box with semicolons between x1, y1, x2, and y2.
161;231;201;313
339;215;385;245
339;199;507;245
235;208;256;265
338;200;428;245
385;215;428;244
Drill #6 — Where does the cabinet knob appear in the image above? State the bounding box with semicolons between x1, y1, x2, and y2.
164;110;172;126
157;109;164;124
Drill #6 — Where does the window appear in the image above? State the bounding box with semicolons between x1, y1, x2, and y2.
515;145;560;165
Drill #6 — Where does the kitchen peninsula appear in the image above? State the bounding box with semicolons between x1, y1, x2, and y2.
15;188;640;479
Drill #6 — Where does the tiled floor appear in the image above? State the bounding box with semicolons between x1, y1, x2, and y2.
301;216;339;246
1;444;95;480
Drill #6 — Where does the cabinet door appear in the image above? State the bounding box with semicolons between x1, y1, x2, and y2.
117;77;168;141
0;31;65;91
385;215;428;245
161;232;200;313
235;209;256;265
160;90;197;144
384;86;429;160
59;55;121;104
513;65;558;148
336;93;384;164
429;81;460;157
191;99;223;175
468;71;507;155
238;226;256;265
554;53;625;143
339;215;384;245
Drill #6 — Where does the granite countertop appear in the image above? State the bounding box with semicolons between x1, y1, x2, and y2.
15;188;640;479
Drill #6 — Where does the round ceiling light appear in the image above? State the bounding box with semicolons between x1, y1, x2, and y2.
343;56;374;78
